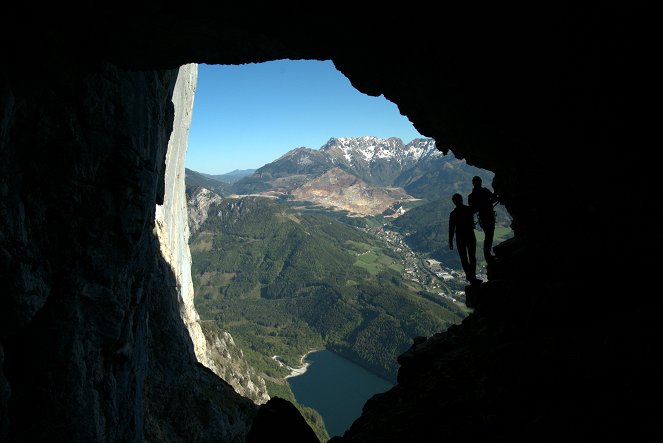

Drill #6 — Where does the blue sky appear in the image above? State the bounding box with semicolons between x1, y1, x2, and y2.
185;60;424;175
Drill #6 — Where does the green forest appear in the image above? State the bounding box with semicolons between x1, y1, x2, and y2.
190;196;476;440
191;197;467;384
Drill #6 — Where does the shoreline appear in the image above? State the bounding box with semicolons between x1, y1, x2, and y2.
271;349;318;379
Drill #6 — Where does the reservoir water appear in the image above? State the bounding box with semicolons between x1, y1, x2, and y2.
288;350;394;438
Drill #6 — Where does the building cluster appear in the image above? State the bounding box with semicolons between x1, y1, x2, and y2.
361;226;471;304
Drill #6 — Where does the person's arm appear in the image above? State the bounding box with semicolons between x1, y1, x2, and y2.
467;193;477;213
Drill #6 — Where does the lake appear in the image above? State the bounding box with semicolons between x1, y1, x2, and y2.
288;350;394;438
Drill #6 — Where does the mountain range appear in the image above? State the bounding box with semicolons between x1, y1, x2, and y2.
196;137;493;216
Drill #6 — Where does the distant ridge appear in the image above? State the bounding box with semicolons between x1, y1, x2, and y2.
203;169;256;184
184;168;231;196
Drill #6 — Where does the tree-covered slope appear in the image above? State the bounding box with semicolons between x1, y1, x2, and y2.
190;197;466;382
204;168;256;184
395;153;492;200
185;168;232;195
389;198;513;268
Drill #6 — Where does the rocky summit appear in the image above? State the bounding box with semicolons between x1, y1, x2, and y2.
232;137;467;215
320;137;440;185
290;167;414;216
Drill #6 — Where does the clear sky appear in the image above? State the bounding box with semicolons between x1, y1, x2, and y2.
185;60;424;175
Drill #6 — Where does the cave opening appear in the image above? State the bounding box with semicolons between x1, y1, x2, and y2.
2;5;657;443
178;60;510;439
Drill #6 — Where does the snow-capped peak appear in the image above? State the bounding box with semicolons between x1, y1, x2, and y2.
320;136;437;165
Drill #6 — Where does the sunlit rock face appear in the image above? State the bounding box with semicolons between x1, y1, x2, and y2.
155;63;211;369
187;187;223;236
203;328;271;405
1;4;659;443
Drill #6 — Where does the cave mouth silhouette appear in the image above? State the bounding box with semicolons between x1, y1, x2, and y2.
183;59;510;439
2;5;658;443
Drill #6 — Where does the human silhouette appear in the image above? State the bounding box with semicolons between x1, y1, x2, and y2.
448;193;481;284
468;176;499;261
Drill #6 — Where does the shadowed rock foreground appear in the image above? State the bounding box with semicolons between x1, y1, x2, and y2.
1;4;658;442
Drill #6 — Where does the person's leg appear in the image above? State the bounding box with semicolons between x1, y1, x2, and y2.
483;222;495;260
456;238;474;282
468;235;477;275
467;235;478;282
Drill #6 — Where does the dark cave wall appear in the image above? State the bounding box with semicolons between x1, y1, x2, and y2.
1;4;659;442
0;61;177;440
0;60;258;441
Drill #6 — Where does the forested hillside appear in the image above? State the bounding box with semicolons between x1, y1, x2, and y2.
190;197;467;383
390;198;512;268
185;168;232;195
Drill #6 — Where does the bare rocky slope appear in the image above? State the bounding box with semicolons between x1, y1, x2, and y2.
290;167;410;215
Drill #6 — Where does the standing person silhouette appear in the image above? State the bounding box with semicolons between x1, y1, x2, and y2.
468;176;499;261
449;193;481;284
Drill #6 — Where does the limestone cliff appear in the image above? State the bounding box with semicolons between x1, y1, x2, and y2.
155;69;270;405
154;63;210;369
202;326;271;405
187;186;223;236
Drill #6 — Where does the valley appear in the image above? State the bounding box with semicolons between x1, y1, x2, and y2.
186;136;511;441
357;224;471;303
